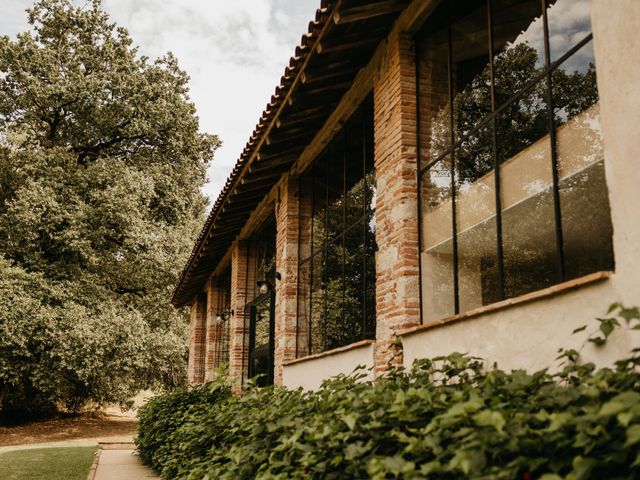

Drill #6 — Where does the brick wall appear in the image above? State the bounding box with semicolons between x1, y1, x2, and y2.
273;177;298;384
204;279;223;381
372;32;421;375
187;294;207;384
229;241;252;393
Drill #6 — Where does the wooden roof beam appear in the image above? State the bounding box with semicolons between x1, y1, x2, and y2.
333;0;408;24
316;37;381;55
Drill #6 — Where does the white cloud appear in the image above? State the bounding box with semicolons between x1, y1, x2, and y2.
0;0;319;204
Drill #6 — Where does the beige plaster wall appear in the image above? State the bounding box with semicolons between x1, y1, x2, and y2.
282;342;375;390
402;0;640;373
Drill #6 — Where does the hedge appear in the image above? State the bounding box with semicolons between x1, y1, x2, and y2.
136;304;640;479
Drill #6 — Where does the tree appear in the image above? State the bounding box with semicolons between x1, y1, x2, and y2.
0;0;219;419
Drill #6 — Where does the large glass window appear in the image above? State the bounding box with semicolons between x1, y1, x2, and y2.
211;269;231;368
417;0;614;322
243;217;276;385
297;97;376;356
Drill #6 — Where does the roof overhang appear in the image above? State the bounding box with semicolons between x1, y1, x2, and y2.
171;0;411;307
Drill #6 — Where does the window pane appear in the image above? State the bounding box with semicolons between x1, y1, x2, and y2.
325;139;345;244
296;98;375;355
309;250;324;355
546;0;592;64
492;0;545;108
324;241;347;350
363;169;377;339
297;256;311;356
344;121;367;229
455;124;500;310
498;78;559;298
452;0;491;142
421;156;455;322
553;40;614;279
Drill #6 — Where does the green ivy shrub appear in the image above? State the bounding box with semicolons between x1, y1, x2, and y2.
135;381;230;473
137;305;640;479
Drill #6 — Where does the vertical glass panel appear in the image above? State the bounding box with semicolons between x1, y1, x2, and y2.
324;242;345;350
498;78;559;298
546;0;592;64
342;220;364;344
492;0;545;108
309;250;324;355
421;156;455;323
344;125;366;229
296;96;375;355
363;168;377;339
416;4;451;168
325;139;345;244
296;257;311;357
451;0;491;142
552;40;614;279
455;124;500;310
311;160;328;259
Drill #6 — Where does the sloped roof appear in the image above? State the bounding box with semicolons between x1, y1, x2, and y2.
172;0;410;307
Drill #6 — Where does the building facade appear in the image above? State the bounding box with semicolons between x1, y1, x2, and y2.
173;0;640;391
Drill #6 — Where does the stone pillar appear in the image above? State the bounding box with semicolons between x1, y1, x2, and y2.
187;294;207;384
591;0;640;301
274;176;306;385
204;279;224;382
229;241;251;393
372;32;421;375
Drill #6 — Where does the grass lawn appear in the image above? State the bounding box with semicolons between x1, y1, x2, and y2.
0;446;97;480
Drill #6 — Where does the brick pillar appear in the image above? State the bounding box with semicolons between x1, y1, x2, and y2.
204;279;223;382
229;241;251;393
373;33;421;375
274;176;305;385
187;294;207;384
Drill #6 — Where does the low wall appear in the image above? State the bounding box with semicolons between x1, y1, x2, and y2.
282;340;375;390
401;273;640;373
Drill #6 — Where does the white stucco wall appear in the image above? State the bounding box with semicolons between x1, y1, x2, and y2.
282;341;375;390
402;0;640;373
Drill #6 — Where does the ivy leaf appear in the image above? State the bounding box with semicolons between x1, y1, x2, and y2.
618;412;633;427
569;456;597;480
599;392;640;417
607;302;622;314
342;414;357;430
620;307;640;323
474;410;506;433
572;325;587;334
448;449;486;475
625;425;640;447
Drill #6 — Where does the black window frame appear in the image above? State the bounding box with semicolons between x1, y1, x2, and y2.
416;0;612;319
296;95;377;356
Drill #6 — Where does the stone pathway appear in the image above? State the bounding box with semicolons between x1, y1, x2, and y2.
90;443;158;480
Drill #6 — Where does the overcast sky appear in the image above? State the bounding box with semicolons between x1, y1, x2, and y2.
0;0;319;204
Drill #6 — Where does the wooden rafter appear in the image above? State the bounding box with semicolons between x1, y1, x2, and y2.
333;0;408;24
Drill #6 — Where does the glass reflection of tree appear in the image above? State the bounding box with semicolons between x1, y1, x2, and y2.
310;171;377;352
254;301;271;349
428;42;597;201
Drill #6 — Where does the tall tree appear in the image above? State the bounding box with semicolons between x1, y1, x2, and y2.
0;0;219;418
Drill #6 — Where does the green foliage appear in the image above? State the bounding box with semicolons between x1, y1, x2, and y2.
0;0;219;419
137;307;640;479
136;381;231;474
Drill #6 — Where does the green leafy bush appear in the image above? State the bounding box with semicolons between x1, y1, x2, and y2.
137;306;640;479
136;381;230;473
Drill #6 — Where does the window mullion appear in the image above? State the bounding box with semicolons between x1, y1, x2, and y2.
488;0;506;301
541;0;566;283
